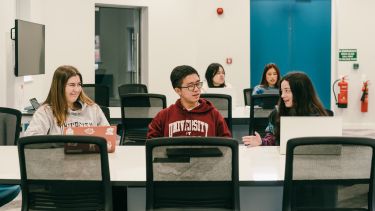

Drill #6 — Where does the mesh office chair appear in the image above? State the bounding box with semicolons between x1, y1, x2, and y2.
0;107;21;207
120;93;166;145
99;105;111;123
326;109;334;116
82;84;110;107
118;84;148;97
243;88;253;106
0;107;22;145
146;137;240;211
200;93;232;132
18;135;112;211
283;137;375;211
249;93;279;136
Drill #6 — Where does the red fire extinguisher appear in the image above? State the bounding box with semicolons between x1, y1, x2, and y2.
333;76;348;108
361;80;369;112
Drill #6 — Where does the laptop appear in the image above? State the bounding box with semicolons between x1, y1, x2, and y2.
279;117;342;155
64;125;117;153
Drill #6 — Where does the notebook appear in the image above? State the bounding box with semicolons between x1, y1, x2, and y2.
279;117;342;155
64;125;117;153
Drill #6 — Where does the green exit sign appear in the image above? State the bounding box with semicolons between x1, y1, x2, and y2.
339;49;357;61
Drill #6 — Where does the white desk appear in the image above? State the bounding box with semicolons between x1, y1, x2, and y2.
2;144;370;211
0;145;284;185
0;145;284;210
108;106;272;119
21;106;271;126
21;106;272;121
21;106;251;123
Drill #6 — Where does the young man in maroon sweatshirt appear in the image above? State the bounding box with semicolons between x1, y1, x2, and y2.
147;65;232;138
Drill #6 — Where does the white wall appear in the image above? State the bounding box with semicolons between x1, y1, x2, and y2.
332;0;375;129
0;0;16;107
0;0;373;129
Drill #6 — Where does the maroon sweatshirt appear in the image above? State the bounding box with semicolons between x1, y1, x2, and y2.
147;98;232;138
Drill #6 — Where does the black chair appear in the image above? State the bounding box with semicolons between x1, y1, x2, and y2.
120;93;166;145
326;109;334;116
243;88;253;106
146;137;240;211
283;137;375;211
200;93;232;132
0;107;22;146
0;107;21;207
249;94;279;136
99;105;111;123
118;84;148;97
83;84;110;107
18;135;112;211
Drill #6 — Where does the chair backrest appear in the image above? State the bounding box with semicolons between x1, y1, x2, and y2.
249;94;279;135
82;84;110;107
99;105;111;123
0;107;22;146
325;108;334;116
146;137;239;210
118;84;148;97
243;88;253;106
120;93;166;144
283;136;375;211
200;93;232;132
18;135;112;211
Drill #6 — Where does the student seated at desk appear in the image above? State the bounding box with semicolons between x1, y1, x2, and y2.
24;65;109;136
202;63;240;106
147;65;231;138
243;72;328;146
202;63;232;90
252;63;281;95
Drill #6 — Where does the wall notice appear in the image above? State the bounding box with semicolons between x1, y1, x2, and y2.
339;49;357;61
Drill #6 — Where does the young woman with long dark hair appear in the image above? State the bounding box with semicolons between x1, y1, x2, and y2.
243;71;328;146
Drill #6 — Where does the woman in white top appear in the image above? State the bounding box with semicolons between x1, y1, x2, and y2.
25;65;109;136
202;63;232;90
201;63;240;106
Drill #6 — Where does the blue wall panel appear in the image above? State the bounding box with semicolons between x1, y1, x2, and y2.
251;0;331;108
250;0;290;88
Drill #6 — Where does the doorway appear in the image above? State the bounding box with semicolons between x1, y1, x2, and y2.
95;7;142;106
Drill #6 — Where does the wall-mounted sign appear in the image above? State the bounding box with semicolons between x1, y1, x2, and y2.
339;49;357;61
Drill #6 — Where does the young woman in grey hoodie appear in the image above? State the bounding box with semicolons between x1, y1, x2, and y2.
24;65;109;136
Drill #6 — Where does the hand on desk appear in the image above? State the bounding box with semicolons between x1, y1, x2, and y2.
242;132;262;147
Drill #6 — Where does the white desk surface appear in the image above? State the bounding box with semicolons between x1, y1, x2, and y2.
108;106;274;119
22;106;270;124
109;106;251;119
0;145;285;186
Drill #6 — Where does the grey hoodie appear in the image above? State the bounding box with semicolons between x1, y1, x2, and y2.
24;102;109;136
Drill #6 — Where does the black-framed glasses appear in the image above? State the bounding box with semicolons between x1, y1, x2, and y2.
179;82;203;91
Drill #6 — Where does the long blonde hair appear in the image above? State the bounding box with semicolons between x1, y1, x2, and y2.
44;65;94;126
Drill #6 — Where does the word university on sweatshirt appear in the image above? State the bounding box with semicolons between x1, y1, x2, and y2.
168;119;209;137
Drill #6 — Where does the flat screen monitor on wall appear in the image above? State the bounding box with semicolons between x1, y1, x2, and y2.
13;19;45;77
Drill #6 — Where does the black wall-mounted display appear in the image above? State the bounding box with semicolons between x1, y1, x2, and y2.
12;19;45;77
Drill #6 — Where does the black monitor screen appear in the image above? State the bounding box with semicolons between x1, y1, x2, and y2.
15;19;45;77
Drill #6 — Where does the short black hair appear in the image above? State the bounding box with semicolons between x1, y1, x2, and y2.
170;65;200;88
